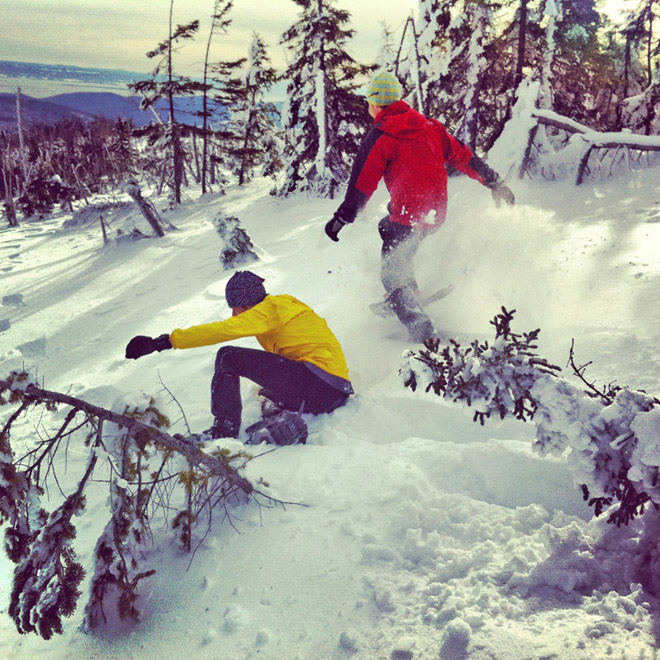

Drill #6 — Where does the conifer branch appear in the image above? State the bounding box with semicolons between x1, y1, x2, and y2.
401;309;660;528
1;371;297;638
0;376;254;494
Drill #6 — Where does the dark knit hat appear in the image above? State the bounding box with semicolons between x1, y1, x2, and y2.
366;71;403;106
225;270;267;308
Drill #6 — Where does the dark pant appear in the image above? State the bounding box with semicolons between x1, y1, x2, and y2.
211;346;349;437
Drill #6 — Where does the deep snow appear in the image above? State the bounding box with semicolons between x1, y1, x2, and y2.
1;168;660;659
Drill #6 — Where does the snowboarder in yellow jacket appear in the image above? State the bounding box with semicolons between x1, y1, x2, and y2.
125;271;352;441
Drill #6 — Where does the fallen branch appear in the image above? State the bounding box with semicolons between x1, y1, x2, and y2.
1;371;288;638
0;377;252;494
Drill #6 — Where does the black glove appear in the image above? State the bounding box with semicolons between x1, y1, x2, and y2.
125;334;172;360
325;212;351;242
491;181;515;207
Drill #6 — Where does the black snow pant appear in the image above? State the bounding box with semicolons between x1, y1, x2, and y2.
210;346;350;437
378;215;436;342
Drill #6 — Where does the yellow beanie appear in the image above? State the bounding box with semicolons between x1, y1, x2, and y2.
366;71;403;106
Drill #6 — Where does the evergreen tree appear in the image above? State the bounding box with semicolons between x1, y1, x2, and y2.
412;0;454;114
209;53;248;183
214;212;258;268
278;0;373;198
396;16;426;112
200;0;235;194
375;21;398;71
129;1;207;204
535;0;614;127
415;0;502;150
106;117;137;184
236;34;280;185
514;0;529;89
619;0;660;134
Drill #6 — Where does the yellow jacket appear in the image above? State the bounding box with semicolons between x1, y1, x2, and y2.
170;294;351;382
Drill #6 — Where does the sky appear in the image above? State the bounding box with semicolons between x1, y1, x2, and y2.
0;0;418;76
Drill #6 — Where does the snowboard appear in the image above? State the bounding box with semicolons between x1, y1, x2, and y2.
244;409;308;446
369;284;454;318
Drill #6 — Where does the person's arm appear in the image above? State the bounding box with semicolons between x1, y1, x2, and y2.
437;121;515;205
125;299;279;358
170;304;277;349
326;127;386;241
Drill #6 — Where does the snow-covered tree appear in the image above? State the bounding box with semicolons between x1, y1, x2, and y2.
375;21;398;72
619;0;660;134
0;371;269;639
412;0;455;118
414;0;503;151
129;1;206;204
396;16;426;113
214;212;258;269
236;34;281;185
400;308;660;531
278;0;373;198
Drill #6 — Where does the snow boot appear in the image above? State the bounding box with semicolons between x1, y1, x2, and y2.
258;388;286;418
244;410;308;446
191;419;239;443
387;286;436;343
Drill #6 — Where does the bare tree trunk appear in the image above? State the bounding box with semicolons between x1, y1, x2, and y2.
647;10;654;90
168;0;183;204
190;132;201;183
16;88;29;195
514;0;528;89
2;164;18;227
123;180;166;237
201;3;219;195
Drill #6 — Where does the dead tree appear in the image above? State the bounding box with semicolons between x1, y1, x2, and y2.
123;179;169;237
520;109;660;184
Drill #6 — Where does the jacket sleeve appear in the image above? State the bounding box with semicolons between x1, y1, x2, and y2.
334;127;384;223
435;120;502;188
170;300;279;349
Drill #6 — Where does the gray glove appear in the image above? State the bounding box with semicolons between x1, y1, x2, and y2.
491;182;515;207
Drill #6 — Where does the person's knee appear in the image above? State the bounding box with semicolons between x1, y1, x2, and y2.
215;345;244;372
378;215;391;240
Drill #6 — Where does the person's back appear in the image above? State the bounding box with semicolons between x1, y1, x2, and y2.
324;70;515;343
252;294;350;381
362;102;472;226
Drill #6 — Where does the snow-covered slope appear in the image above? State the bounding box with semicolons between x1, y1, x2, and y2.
1;170;659;659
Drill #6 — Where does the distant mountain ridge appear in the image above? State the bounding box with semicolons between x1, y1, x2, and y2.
0;91;212;130
0;59;211;129
0;59;148;88
0;93;94;128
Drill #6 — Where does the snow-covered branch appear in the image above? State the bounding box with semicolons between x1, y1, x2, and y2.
524;109;660;184
400;309;660;527
0;370;267;639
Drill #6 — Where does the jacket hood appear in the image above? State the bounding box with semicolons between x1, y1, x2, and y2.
374;101;427;139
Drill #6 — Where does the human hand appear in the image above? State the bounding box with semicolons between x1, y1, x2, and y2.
125;334;172;359
324;212;351;242
491;182;515;207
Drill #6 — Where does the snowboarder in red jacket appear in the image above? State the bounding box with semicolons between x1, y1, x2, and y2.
325;71;514;342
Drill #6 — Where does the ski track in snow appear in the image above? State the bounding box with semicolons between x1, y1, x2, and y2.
1;171;660;659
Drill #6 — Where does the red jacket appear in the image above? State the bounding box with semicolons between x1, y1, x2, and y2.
336;101;500;228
